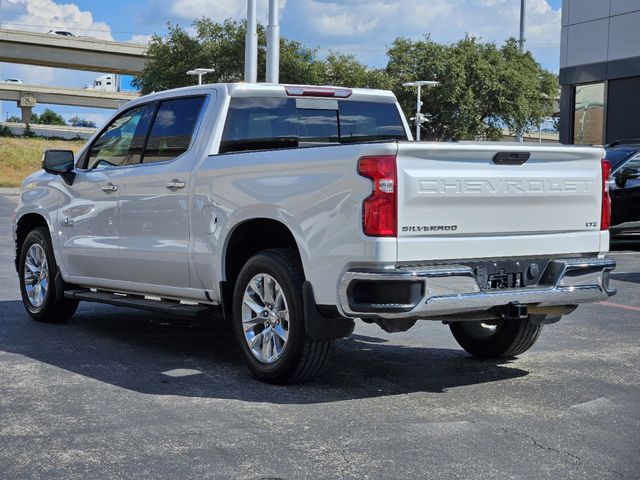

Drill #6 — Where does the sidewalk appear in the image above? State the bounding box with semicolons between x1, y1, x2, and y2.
0;188;20;196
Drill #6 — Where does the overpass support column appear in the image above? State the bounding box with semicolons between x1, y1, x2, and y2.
18;92;37;123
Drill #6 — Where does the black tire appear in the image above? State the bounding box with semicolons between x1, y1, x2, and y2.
232;249;333;384
19;227;78;323
449;316;543;359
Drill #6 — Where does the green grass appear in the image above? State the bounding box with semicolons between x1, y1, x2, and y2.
0;137;85;188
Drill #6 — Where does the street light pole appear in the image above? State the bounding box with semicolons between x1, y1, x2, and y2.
519;0;526;53
402;81;439;141
186;68;215;85
516;0;526;142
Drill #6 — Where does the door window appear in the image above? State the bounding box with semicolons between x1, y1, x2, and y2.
87;104;155;169
142;97;206;164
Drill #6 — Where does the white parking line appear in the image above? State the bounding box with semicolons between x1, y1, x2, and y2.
161;368;203;378
570;397;614;414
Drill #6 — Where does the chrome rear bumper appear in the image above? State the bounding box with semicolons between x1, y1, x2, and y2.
339;257;616;320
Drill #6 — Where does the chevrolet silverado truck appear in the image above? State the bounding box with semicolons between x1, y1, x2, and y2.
12;83;616;383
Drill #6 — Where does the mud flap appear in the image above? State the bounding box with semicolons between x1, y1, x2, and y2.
303;281;355;341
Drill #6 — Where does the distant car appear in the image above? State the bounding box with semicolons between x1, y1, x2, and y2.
47;30;76;37
3;78;24;84
605;140;640;237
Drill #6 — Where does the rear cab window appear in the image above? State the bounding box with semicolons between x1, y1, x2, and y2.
143;96;206;164
219;96;407;154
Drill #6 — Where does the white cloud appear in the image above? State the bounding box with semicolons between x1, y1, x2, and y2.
0;0;120;120
169;0;288;23
316;12;379;37
298;0;560;68
1;0;113;40
127;34;153;45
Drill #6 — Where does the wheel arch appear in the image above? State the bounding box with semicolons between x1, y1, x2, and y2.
15;213;51;273
220;217;305;317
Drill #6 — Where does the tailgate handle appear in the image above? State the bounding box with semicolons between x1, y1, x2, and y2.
493;152;530;165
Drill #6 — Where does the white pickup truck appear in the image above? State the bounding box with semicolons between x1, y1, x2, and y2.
12;83;616;383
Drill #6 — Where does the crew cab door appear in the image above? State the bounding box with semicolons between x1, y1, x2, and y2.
59;103;155;280
117;96;207;288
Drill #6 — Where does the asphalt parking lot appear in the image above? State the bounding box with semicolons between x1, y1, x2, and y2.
0;192;639;480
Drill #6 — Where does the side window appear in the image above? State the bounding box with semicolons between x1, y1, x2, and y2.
87;103;155;169
220;97;297;153
142;97;205;164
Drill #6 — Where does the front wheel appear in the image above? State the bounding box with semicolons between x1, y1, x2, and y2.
19;227;78;323
449;316;543;359
232;249;333;384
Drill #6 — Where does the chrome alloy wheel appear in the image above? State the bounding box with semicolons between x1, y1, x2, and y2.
241;273;290;364
23;243;49;308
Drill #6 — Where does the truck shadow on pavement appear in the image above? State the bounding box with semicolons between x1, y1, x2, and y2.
0;300;529;403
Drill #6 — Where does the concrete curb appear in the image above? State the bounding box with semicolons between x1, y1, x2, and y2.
0;188;20;196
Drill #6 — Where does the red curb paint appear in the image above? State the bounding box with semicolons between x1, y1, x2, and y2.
598;301;640;312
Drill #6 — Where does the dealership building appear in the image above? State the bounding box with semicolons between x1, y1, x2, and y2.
559;0;640;145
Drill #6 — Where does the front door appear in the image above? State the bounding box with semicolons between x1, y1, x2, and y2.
58;103;156;280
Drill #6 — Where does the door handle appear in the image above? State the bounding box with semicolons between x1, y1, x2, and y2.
101;183;118;192
165;180;186;190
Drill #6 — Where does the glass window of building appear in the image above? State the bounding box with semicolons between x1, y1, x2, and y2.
573;83;605;145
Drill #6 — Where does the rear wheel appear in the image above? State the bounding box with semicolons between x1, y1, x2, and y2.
449;316;543;359
19;227;78;323
232;249;333;384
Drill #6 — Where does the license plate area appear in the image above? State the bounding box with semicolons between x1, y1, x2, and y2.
487;271;523;289
469;258;552;290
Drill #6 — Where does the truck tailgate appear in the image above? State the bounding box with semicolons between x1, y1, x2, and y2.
396;142;606;262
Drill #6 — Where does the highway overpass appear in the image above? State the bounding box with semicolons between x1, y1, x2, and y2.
0;28;147;75
0;82;139;121
1;121;96;140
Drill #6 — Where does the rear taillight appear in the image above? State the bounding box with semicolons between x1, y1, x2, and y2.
601;159;611;230
357;155;397;237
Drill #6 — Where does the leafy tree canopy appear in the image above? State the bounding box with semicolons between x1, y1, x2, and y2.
387;36;557;140
133;18;325;93
6;109;67;126
134;19;558;141
68;115;97;128
34;108;67;126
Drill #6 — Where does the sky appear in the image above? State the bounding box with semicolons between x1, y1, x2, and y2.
0;0;563;125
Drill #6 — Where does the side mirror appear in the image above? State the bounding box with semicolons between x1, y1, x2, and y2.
42;150;75;185
620;167;640;181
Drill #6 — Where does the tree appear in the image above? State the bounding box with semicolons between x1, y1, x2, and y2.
36;108;67;126
317;52;392;90
6;115;22;123
68;115;97;128
132;23;204;94
23;123;35;138
386;36;558;140
133;18;325;94
0;125;14;137
133;19;558;142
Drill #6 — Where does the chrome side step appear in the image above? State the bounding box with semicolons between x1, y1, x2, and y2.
64;290;213;317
